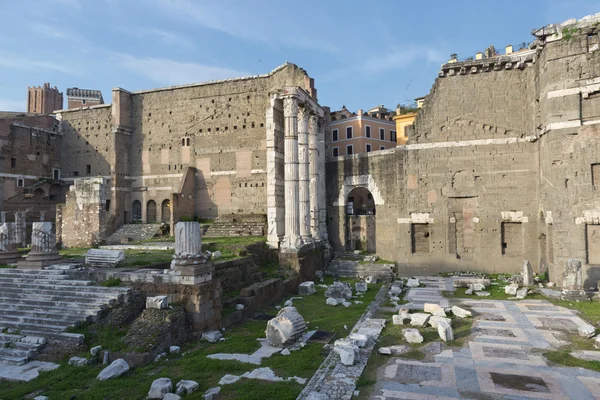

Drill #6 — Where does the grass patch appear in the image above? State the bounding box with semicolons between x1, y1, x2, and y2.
59;248;174;268
66;322;129;352
359;258;395;265
101;277;122;287
547;298;600;327
204;236;266;246
544;350;600;372
444;285;544;301
0;264;15;268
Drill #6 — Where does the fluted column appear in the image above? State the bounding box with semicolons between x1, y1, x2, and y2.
283;97;301;249
31;222;57;253
317;118;328;241
174;221;202;257
0;223;17;252
298;106;311;242
308;114;320;240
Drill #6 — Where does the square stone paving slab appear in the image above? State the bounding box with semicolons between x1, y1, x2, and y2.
476;367;569;399
469;342;546;366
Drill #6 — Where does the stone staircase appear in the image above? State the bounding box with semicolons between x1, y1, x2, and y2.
0;269;131;366
326;254;395;278
204;221;266;237
106;224;162;244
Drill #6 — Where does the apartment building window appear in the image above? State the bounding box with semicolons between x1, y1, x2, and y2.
10;158;16;168
391;130;397;142
332;147;339;157
332;129;339;142
347;145;354;155
17;178;24;187
365;126;371;138
366;144;372;153
53;168;60;180
346;126;353;139
379;128;385;140
380;146;385;150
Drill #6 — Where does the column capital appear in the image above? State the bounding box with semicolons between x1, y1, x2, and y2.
308;114;318;130
298;104;310;123
283;96;298;117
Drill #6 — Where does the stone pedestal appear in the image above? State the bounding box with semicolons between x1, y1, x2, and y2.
18;222;62;269
169;222;213;284
0;223;20;264
522;260;534;286
561;258;588;300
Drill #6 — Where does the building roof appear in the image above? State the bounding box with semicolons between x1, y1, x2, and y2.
0;111;37;119
66;88;103;99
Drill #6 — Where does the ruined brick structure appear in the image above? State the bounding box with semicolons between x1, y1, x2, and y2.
327;15;600;287
27;83;63;114
66;87;104;109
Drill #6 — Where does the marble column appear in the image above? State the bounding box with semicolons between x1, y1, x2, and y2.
31;222;57;253
173;221;202;258
170;221;212;284
298;106;311;242
308;114;320;240
0;223;20;264
317;118;328;241
283;96;301;249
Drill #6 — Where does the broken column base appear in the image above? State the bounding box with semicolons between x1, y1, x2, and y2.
17;252;63;269
169;262;214;285
0;251;22;265
279;242;325;282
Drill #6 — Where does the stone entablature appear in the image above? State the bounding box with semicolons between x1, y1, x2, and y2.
439;49;537;77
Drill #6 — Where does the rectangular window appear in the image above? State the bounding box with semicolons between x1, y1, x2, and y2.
391;130;397;142
332;147;339;157
380;146;385;150
17;178;24;187
105;200;111;211
86;165;91;175
366;144;372;153
346;145;353;155
332;129;338;142
346;126;353;139
379;128;385;140
52;169;60;180
10;158;15;168
586;224;600;264
411;223;430;253
592;163;600;188
365;126;371;138
501;222;523;256
73;171;79;177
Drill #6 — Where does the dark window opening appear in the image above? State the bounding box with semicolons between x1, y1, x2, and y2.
105;200;111;211
332;147;339;157
366;126;371;138
10;158;16;168
86;165;91;175
346;126;353;139
332;129;339;142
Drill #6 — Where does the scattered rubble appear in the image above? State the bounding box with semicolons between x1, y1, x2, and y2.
265;306;306;346
97;359;129;381
148;378;172;399
402;328;423;343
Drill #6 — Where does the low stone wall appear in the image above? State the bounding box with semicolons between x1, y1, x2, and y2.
214;257;262;292
279;244;326;282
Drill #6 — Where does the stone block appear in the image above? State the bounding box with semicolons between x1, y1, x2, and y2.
85;249;125;268
326;297;338;306
97;359;129;381
68;356;89;367
522;260;534;286
146;295;168;309
266;307;306;346
409;313;430;327
201;330;223;343
578;325;596;338
148;378;173;399
451;306;472;318
594;335;600;349
170;346;181;354
355;282;368;292
505;284;519;295
516;288;528;299
325;282;352;300
299;281;316;295
176;380;199;395
392;315;404;325
424;303;446;316
429;316;451;329
406;278;420;288
365;276;378;284
202;387;221;400
475;291;491;297
402;328;423;343
469;283;486;291
90;345;102;357
437;319;454;342
164;394;181;400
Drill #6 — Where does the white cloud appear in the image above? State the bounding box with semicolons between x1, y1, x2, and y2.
114;54;250;86
0;99;26;112
0;53;76;75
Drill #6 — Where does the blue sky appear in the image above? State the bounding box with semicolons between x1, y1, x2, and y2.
0;0;599;113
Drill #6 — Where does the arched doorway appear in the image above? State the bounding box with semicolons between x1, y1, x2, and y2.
345;187;376;252
132;200;142;221
147;200;157;223
161;199;170;223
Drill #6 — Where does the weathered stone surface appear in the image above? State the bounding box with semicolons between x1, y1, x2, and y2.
85;248;125;268
90;345;102;357
201;330;223;343
437;319;454;342
406;278;420;288
236;304;245;310
594;335;600;349
402;328;423;343
326;297;338;306
522;260;534;286
399;308;410;319
163;394;181;400
475;291;491;297
97;359;129;381
299;281;316;295
281;348;291;356
334;339;358;366
516;288;528;299
409;313;430;327
202;387;221;400
148;378;173;399
452;306;472;318
424;303;446;317
392;315;404;325
219;374;241;385
469;283;486;291
365;276;377;284
266;306;306;346
562;259;585;295
578;325;596;338
170;346;181;354
146;295;168;310
325;282;352;300
68;357;89;367
176;380;199;395
505;284;519;295
465;288;473;295
355;282;368;292
429;316;451;329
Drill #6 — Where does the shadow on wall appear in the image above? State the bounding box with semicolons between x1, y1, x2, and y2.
584;266;600;290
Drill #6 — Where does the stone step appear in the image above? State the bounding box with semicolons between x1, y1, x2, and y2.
0;281;129;294
0;302;101;317
0;269;66;276
0;348;32;359
0;277;93;286
0;340;43;352
0;286;128;300
0;333;24;342
0;273;70;281
0;296;113;310
0;313;81;328
0;354;28;366
0;308;98;323
0;319;71;335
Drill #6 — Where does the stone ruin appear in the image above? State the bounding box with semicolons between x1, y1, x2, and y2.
0;222;20;264
561;259;586;299
265;306;306;347
168;221;214;285
17;222;62;269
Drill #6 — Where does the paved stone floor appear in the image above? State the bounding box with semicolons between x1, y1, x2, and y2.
371;277;600;400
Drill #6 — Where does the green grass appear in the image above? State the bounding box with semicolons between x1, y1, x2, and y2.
359;258;396;265
101;277;122;287
204;236;266;246
544;350;600;372
0;264;15;268
547;298;600;327
444;285;544;301
0;277;379;400
59;248;174;268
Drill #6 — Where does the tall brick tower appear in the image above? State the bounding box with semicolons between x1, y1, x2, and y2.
27;83;64;114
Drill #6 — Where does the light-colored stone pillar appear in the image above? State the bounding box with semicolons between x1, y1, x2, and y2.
283;96;302;250
31;222;57;253
298;106;311;242
309;114;320;240
0;223;19;264
170;221;212;284
266;95;284;248
317;118;328;241
15;211;26;247
173;221;202;259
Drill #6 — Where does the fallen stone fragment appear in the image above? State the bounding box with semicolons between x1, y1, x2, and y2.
516;288;528;299
176;380;199;395
334;342;357;365
266;306;306;346
428;316;451;329
392;315;404;325
470;283;486;291
424;303;446;317
409;313;430;327
406;278;420;288
281;348;291;356
505;284;519;295
211;251;222;260
522;260;534;286
452;306;472;318
465;289;473;295
326;297;338;306
402;328;423;343
164;394;181;400
284;299;294;307
170;346;180;354
399;308;410;319
349;332;369;347
379;345;408;355
299;281;316;295
33;397;49;400
146;295;168;309
219;374;241;385
355;282;368;292
578;325;596;338
547;282;555;288
342;301;351;307
365;276;377;284
90;345;102;357
202;330;223;343
68;357;89;367
595;335;600;349
148;378;173;399
203;387;221;400
379;347;392;355
97;359;129;381
325;282;353;300
236;304;245;310
437;319;454;342
475;291;491;297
